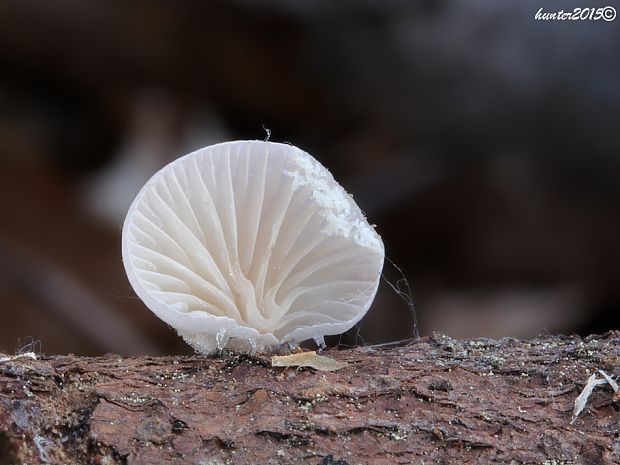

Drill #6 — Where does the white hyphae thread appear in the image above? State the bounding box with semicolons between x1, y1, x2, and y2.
122;140;384;353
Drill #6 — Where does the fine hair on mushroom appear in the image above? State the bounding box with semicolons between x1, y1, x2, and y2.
122;140;384;354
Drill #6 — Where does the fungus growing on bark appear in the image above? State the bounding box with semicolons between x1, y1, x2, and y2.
122;140;384;353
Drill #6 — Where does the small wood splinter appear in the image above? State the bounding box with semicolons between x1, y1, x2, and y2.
271;351;347;372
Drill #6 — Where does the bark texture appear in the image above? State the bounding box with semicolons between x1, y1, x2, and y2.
0;333;619;465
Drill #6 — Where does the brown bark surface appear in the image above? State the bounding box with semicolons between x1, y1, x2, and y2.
0;333;619;465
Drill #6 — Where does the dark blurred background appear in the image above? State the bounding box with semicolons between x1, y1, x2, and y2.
1;0;618;355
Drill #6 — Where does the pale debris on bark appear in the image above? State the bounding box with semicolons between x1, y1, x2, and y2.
571;369;619;424
271;352;348;372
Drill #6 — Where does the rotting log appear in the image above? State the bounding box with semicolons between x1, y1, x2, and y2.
0;333;619;464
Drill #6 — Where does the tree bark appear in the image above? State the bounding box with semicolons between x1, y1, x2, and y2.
1;332;619;464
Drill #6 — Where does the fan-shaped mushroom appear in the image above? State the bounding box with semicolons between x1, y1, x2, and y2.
122;140;384;353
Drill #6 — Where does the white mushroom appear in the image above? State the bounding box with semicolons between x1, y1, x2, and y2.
122;140;384;353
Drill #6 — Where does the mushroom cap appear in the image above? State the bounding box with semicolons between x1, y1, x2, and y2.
122;140;384;353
